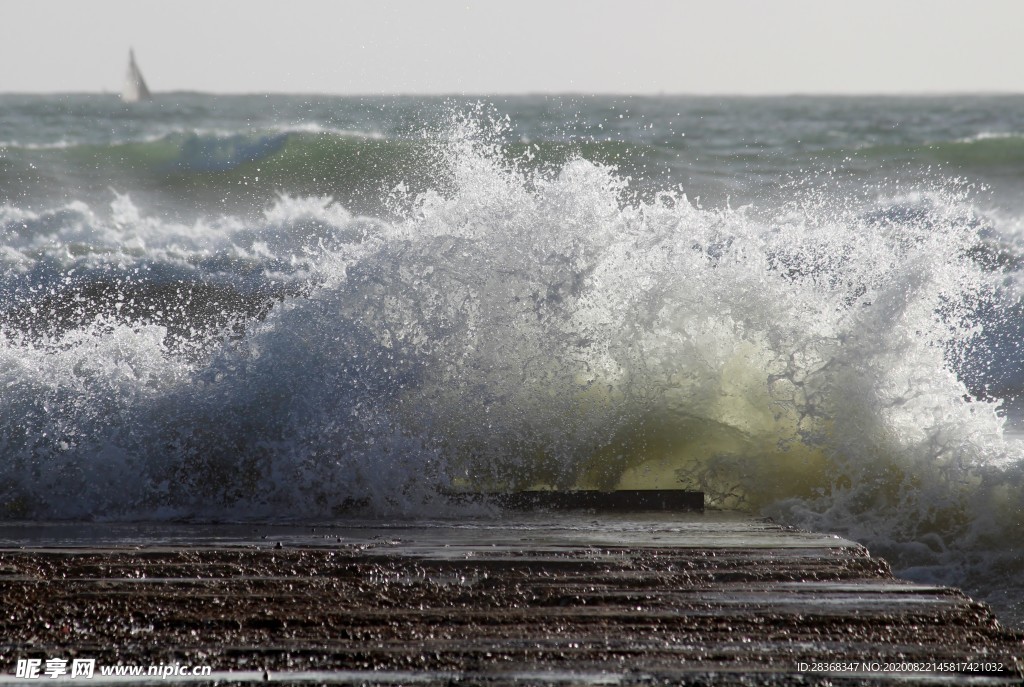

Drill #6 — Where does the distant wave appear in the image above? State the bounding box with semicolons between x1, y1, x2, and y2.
0;129;665;218
955;131;1024;144
0;124;386;151
845;134;1024;172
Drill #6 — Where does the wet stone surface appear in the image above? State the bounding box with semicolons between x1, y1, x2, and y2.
0;519;1021;685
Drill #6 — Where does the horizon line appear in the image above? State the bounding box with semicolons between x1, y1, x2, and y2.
3;89;1024;99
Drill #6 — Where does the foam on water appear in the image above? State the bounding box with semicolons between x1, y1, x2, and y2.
1;115;1023;622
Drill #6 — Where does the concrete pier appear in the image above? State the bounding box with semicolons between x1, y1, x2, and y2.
0;514;1021;685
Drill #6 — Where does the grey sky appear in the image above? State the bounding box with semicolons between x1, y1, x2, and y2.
3;0;1022;95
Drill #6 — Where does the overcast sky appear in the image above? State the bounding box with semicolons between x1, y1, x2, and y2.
3;0;1022;95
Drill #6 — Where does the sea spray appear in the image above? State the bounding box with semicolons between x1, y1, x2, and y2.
1;110;1022;622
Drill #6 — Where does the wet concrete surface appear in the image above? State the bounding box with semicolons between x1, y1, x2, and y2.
0;514;1021;685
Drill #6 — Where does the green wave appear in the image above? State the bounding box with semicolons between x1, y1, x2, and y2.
850;135;1024;172
0;131;665;216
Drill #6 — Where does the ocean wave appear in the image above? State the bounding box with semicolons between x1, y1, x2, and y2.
847;134;1024;172
1;115;1022;626
0;128;669;221
956;131;1024;144
0;124;386;152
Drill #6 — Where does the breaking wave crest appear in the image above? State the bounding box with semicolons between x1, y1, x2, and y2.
1;115;1023;620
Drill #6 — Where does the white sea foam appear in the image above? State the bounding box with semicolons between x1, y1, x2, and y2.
956;131;1024;144
0;124;384;152
0;192;369;282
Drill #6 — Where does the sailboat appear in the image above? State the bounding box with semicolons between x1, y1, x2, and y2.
122;49;151;103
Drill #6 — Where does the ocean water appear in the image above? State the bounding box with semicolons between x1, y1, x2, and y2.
1;93;1023;626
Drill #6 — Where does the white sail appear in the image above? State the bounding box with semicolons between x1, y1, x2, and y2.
122;49;151;103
